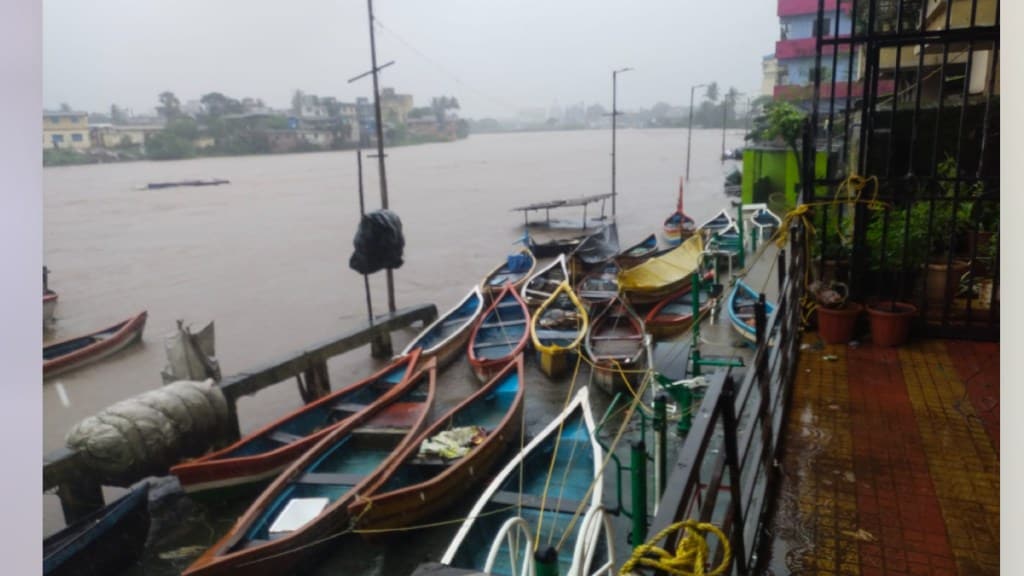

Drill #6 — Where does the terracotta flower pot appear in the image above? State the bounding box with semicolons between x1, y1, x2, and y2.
866;301;917;347
816;302;862;345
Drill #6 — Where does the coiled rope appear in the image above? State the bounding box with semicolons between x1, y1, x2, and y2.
619;520;731;576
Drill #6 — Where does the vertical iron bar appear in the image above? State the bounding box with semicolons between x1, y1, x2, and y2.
630;440;648;546
755;295;767;347
654;394;668;501
778;248;787;294
720;375;749;575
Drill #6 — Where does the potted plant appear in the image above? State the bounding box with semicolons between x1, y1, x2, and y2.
810;281;862;345
866;300;918;347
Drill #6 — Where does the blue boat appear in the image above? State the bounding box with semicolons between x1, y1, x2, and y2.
440;386;614;576
469;285;531;383
44;482;150;576
727;279;776;343
183;360;437;576
401;286;485;368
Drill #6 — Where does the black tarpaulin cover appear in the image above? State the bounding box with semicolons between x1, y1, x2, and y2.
349;209;405;274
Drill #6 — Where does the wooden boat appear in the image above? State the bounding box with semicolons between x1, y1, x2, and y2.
401;286;484;368
644;272;715;338
575;261;619;308
349;355;526;532
44;482;150;576
531;282;589;379
618;234;704;305
727;279;776;343
481;249;537;299
43;311;148;378
571;223;619;270
44;289;58;324
584;296;647;395
440;386;613;576
182;360;437;576
521;254;570;309
748;205;782;241
698;209;735;235
663;179;697;246
170;350;421;496
709;222;743;256
146;179;230;189
615;233;659;269
468;285;531;384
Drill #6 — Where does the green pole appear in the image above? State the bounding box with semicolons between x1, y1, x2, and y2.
534;547;560;576
736;201;746;269
751;225;759;253
630;440;648;546
653;394;667;499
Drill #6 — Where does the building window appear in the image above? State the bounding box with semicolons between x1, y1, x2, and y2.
52;134;64;144
808;66;833;83
71;133;83;142
813;17;832;38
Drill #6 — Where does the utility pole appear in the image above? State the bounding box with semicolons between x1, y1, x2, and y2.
611;67;632;217
348;0;397;313
685;83;707;181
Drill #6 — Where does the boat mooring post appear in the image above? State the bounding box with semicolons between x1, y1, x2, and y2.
629;440;648;546
736;201;746;270
534;547;560;576
653;394;668;505
356;148;393;359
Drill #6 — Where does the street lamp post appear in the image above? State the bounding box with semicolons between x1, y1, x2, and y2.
611;67;632;217
685;83;707;181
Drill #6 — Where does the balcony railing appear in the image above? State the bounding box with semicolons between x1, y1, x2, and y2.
775;36;851;60
778;0;851;17
774;79;895;101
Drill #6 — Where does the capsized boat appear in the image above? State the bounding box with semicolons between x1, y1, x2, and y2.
349;355;526;532
531;282;589;379
617;234;704;305
644;272;715;338
170;350;421;496
468;284;531;383
727;279;776;343
182;360;437;576
521;254;570;309
584;296;647;395
440;386;613;576
401;286;484;368
43;311;148;379
44;482;150;576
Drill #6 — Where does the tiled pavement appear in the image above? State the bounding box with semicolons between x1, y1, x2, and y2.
764;334;999;575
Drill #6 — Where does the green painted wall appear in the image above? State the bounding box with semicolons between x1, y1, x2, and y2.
741;147;828;208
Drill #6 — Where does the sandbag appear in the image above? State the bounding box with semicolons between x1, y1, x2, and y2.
65;380;230;486
349;209;405;275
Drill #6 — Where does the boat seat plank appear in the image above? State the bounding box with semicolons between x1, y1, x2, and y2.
269;430;305;444
474;340;517;350
298;472;365;486
589;334;642;341
480;319;527;329
490;490;585;514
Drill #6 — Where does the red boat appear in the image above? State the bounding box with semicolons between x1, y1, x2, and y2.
43;311;148;379
170;349;421;496
467;284;530;383
644;272;716;338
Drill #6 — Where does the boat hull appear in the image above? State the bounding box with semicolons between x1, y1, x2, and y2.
44;483;150;576
402;287;484;369
43;311;148;379
468;286;530;384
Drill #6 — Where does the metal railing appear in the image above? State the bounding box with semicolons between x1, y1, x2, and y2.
645;222;806;574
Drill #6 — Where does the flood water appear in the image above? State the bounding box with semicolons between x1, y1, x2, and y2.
43;128;750;573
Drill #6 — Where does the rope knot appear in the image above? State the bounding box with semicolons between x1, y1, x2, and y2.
619;520;730;576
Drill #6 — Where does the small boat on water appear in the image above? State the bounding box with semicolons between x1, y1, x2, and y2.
698;209;735;235
146;179;230;189
528;233;591;259
349;356;526;532
644;272;715;338
575;261;619;308
521;254;570;309
748;205;782;242
468;285;530;383
440;386;613;576
709;222;743;256
401;286;484;368
727;279;776;343
663;179;697;247
584;296;647;395
615;233;659;269
43;311;148;378
531;282;589;379
170;350;421;496
182;360;437;576
44;482;150;576
481;249;537;299
618;234;704;305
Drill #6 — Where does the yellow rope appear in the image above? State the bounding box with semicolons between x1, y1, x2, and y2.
618;520;731;576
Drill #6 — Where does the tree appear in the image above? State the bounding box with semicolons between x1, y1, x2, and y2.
724;87;741;127
157;91;181;120
585;103;607;124
200;92;243;118
704;82;719;103
746;101;807;179
651;101;672;122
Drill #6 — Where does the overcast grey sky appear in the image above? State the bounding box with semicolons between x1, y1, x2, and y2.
43;0;778;119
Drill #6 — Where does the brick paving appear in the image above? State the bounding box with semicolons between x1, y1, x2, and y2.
764;334;999;575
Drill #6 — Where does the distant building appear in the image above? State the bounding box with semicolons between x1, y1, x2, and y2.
43;111;91;150
89;124;163;150
773;0;859;109
761;55;779;99
380;87;414;123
